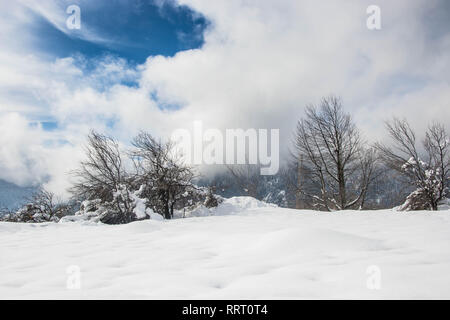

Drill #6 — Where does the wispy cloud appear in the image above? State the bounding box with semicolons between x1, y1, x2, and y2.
17;0;114;45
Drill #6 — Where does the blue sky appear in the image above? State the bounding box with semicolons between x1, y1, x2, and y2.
29;0;208;63
13;0;209;131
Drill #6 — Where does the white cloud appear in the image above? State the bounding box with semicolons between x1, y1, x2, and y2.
0;113;83;197
0;113;47;186
0;0;449;199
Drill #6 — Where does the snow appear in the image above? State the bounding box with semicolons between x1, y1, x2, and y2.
130;187;162;220
1;196;450;299
179;196;276;218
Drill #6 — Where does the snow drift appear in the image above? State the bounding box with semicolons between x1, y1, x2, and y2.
1;196;450;299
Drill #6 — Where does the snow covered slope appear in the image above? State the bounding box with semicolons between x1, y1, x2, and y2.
1;197;450;299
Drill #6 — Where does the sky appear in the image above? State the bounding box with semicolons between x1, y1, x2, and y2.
0;0;449;198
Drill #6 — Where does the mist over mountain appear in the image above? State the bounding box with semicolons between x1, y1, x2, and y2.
0;180;37;211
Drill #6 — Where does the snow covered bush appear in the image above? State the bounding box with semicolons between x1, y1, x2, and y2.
130;131;196;219
398;158;448;211
377;120;449;211
70;131;144;224
398;188;429;211
0;188;73;223
170;186;223;218
69;130;200;223
204;187;220;208
98;184;142;224
73;184;161;223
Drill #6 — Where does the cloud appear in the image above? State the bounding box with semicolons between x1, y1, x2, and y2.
0;0;449;199
138;0;450;145
0;113;83;196
0;113;47;186
17;0;113;45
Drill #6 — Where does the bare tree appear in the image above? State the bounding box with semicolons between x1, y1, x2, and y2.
71;131;124;201
225;163;262;199
376;119;449;210
1;188;72;222
27;188;71;219
357;147;381;209
130;131;196;219
71;131;136;224
293;95;377;210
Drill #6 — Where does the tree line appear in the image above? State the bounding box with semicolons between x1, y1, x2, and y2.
1;131;215;224
292;95;448;211
205;95;449;211
1;95;448;223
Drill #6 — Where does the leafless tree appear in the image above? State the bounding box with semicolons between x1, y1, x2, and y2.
1;188;72;222
71;131;125;201
225;163;262;199
375;119;449;210
130;131;196;219
293;95;377;210
70;131;135;224
27;188;71;219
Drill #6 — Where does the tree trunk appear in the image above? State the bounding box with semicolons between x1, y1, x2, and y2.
164;201;171;219
296;155;305;209
431;201;438;211
170;201;175;218
338;167;346;209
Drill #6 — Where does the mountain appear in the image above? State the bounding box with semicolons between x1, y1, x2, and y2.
0;179;37;211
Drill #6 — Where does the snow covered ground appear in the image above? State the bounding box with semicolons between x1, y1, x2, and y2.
1;197;450;299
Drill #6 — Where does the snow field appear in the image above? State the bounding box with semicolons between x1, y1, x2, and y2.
1;197;450;299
